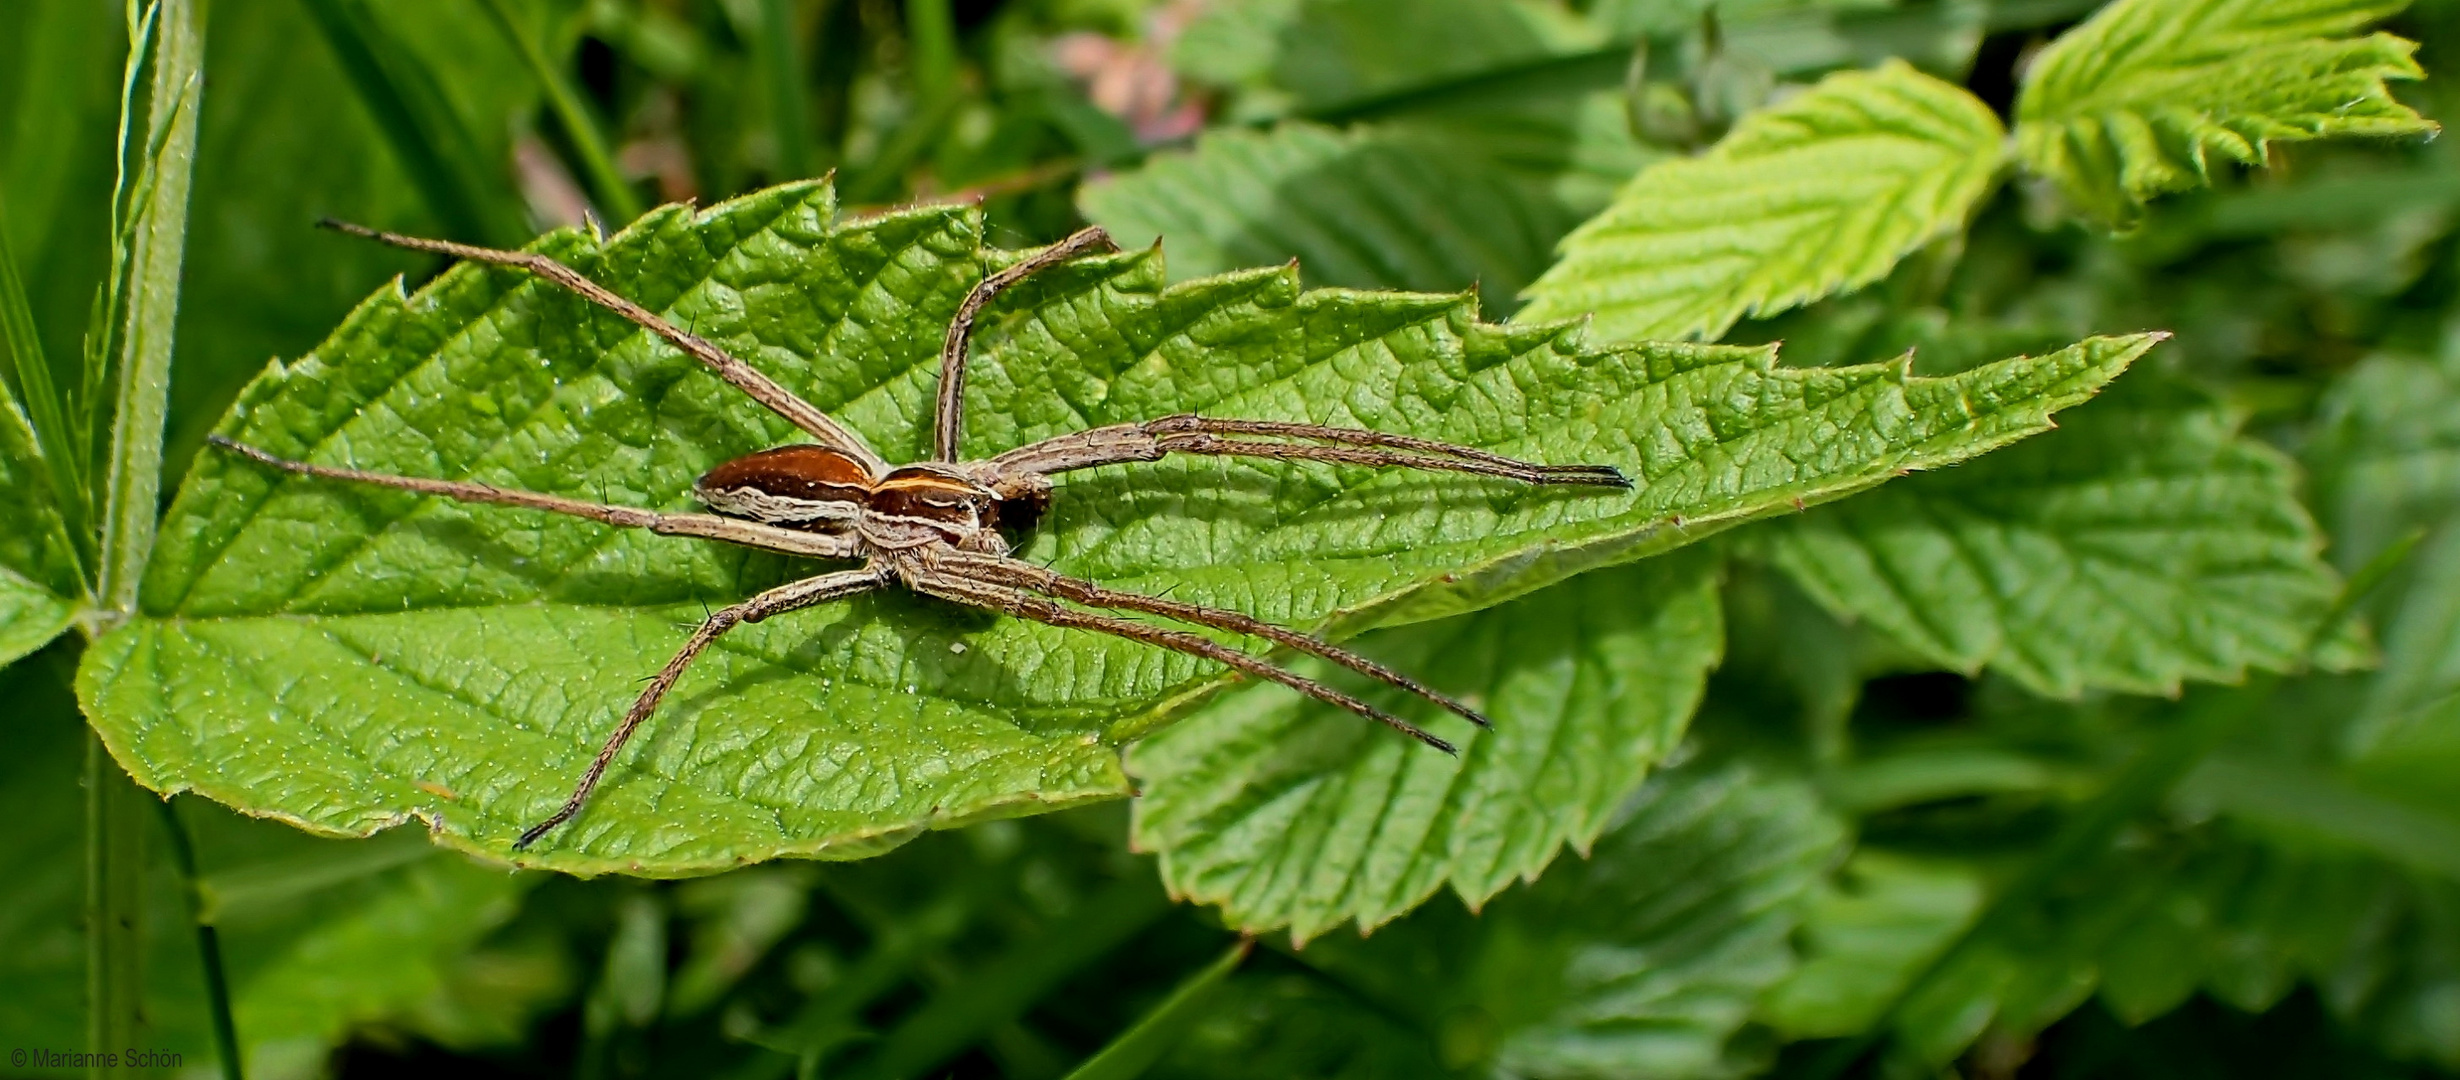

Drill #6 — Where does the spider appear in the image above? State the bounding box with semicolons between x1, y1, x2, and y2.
210;220;1631;850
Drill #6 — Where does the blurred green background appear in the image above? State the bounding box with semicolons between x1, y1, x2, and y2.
3;0;2458;1077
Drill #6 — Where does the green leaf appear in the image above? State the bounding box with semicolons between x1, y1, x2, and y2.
1884;815;2460;1070
1079;111;1652;318
1518;59;2006;343
78;181;2150;874
1757;851;1984;1040
1761;376;2361;697
1163;764;1845;1079
2308;352;2460;571
0;568;74;668
1129;548;1723;941
1172;0;1602;117
2012;0;2435;227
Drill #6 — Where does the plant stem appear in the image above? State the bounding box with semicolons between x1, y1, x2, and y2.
85;732;148;1080
156;798;244;1080
477;0;644;225
84;7;205;1076
1061;940;1250;1080
95;0;205;628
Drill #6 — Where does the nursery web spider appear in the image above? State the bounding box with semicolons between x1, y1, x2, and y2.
211;220;1631;849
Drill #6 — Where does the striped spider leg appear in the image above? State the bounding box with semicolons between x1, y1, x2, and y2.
216;220;1631;850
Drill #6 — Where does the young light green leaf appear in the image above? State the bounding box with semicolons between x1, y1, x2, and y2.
2013;0;2434;227
1129;549;1722;942
1760;377;2362;697
1180;764;1844;1080
79;181;2149;875
1518;59;2006;343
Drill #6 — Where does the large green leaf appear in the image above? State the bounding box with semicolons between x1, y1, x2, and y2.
78;181;2150;874
1518;59;2006;343
1159;763;1845;1079
1761;379;2360;697
1130;548;1722;941
2013;0;2434;227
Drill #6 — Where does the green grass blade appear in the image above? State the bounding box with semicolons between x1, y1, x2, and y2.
95;0;203;625
905;0;957;104
477;0;642;224
296;0;525;244
839;876;1174;1080
0;190;92;583
754;0;818;181
1061;941;1251;1080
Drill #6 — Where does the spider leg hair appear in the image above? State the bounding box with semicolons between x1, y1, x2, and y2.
516;565;891;849
934;225;1119;462
903;566;1460;754
317;218;889;474
939;550;1489;728
209;435;861;561
986;414;1631;488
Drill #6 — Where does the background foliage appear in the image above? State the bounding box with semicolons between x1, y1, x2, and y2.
2;0;2457;1077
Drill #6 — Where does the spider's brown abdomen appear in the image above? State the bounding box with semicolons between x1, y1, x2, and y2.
696;444;875;527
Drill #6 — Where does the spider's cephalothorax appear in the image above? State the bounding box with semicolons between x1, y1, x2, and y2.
213;219;1631;851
